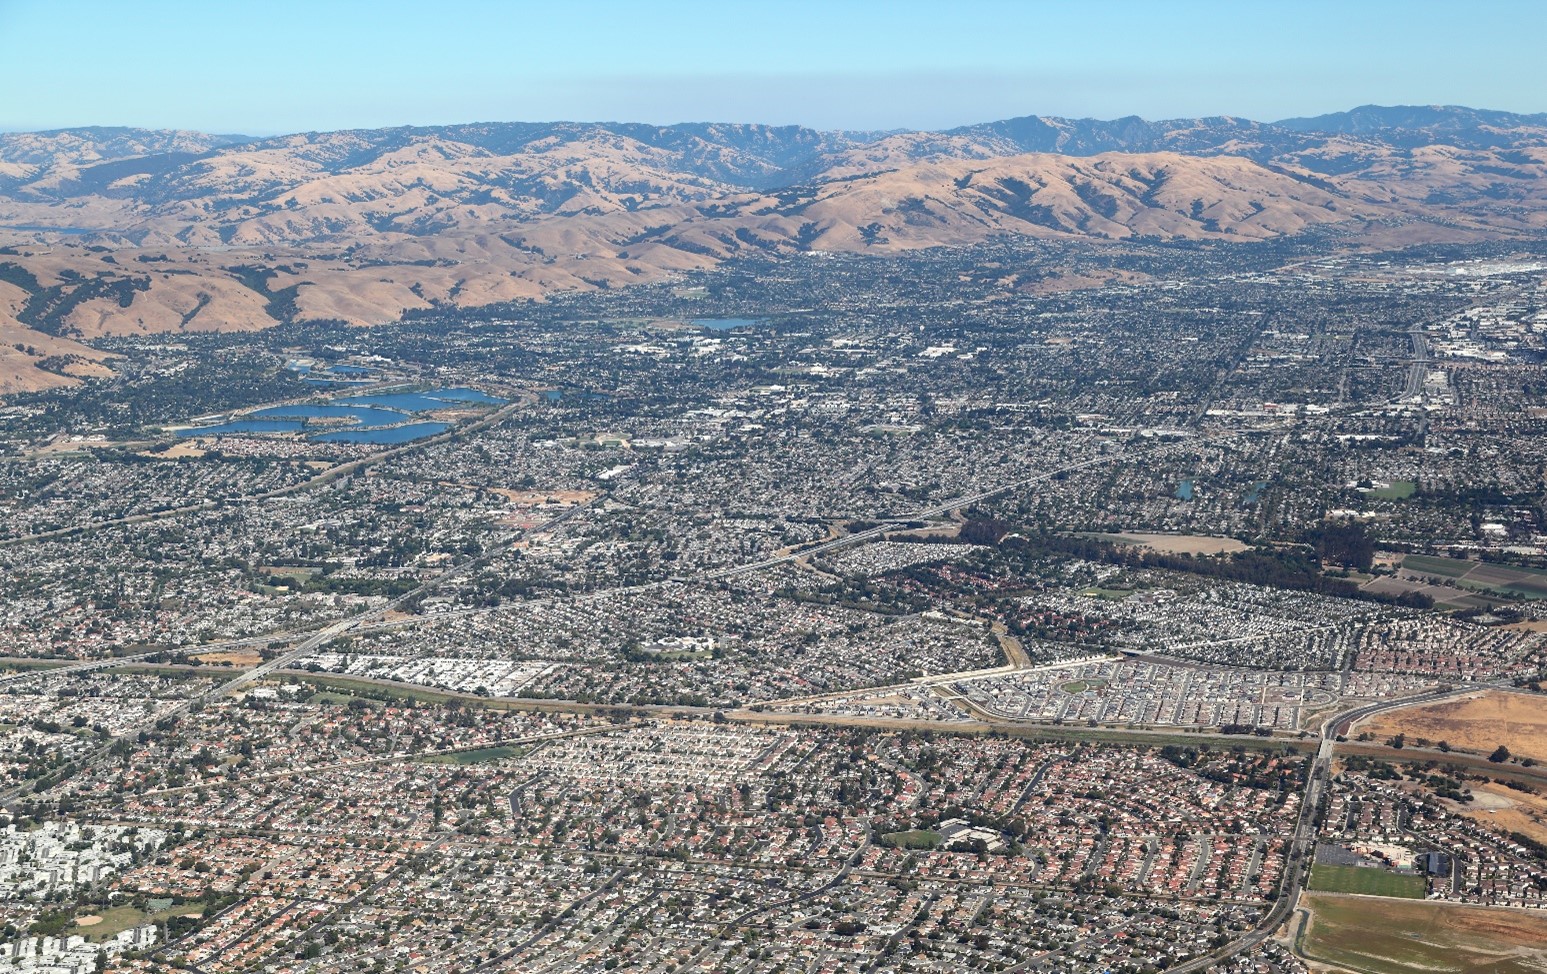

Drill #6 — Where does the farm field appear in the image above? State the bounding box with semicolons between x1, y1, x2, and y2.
1298;893;1547;974
1359;574;1500;610
1361;690;1547;765
1402;554;1547;599
1307;864;1426;898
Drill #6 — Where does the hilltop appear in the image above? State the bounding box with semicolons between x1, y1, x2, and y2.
2;104;1546;391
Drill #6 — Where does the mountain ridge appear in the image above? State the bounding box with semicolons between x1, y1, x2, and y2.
1;104;1545;393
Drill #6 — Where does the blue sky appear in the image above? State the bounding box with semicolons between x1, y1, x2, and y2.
1;0;1542;133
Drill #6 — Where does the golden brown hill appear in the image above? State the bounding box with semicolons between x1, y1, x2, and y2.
4;109;1547;392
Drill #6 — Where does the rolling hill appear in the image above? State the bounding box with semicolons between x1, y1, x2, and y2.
1;105;1545;392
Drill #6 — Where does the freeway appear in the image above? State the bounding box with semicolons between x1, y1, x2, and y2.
0;628;322;689
0;501;573;810
1160;680;1492;973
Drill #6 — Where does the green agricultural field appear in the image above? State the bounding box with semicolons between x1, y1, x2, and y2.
1403;554;1473;579
1308;864;1426;898
1299;893;1547;974
1401;554;1547;600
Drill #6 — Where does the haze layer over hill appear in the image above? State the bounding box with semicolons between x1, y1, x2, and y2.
2;104;1547;392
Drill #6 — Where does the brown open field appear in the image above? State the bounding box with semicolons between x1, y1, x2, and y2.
1299;892;1547;974
1359;574;1499;610
138;441;208;459
1461;780;1547;846
1360;690;1547;765
1105;532;1250;555
191;649;262;667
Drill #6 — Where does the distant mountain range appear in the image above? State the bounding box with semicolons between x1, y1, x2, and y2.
1;104;1545;392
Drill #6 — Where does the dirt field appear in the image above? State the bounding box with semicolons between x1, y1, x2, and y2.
138;441;208;459
1299;893;1547;974
1461;780;1547;845
1109;532;1249;555
484;487;597;506
1361;690;1547;764
1359;574;1498;610
191;649;262;667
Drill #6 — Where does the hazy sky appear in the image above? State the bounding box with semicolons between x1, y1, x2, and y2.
2;0;1542;133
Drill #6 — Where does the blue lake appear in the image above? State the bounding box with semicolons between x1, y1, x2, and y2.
311;422;450;444
1175;479;1194;501
249;404;408;427
178;420;304;437
694;317;760;331
179;387;498;440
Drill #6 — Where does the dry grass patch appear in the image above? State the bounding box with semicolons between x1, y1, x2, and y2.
1299;893;1547;974
139;441;208;459
1109;532;1250;555
1361;690;1547;764
1461;780;1547;846
191;649;262;667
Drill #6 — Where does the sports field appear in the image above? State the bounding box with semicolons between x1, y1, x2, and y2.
1308;864;1426;898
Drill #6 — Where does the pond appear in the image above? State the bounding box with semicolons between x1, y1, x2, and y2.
693;317;760;331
